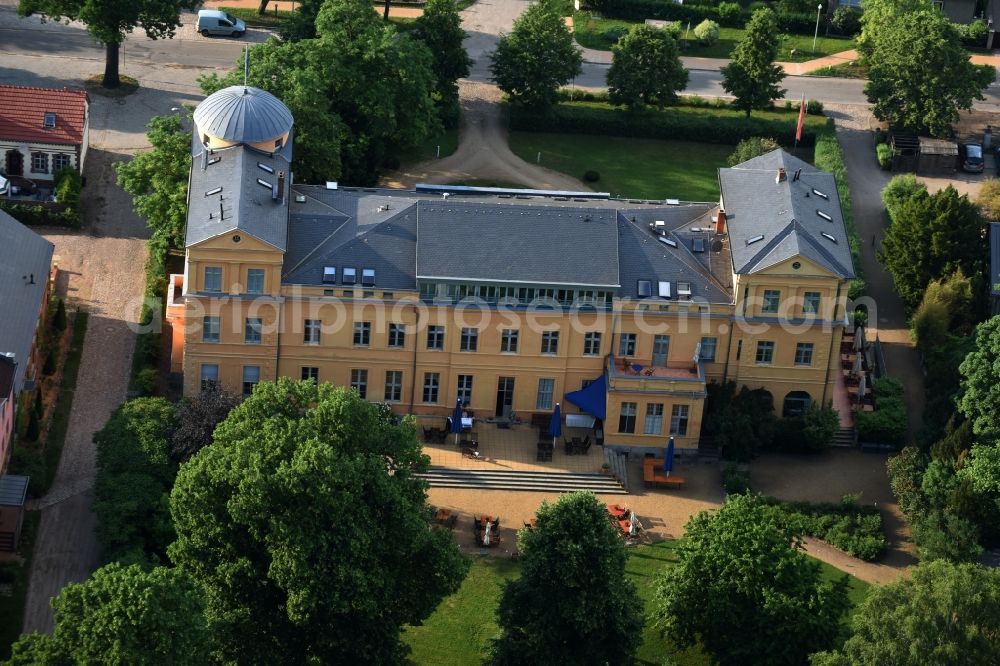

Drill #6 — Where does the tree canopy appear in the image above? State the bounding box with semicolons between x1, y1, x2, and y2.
607;25;688;111
168;379;468;664
413;0;472;109
810;560;1000;666
489;1;582;110
201;0;439;185
862;9;994;136
654;494;850;666
877;185;987;311
170;384;240;463
115;114;191;250
5;563;208;666
492;492;643;665
728;136;780;166
959;316;1000;445
18;0;190;88
720;8;786;117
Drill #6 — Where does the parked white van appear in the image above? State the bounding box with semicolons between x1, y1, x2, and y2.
196;10;246;37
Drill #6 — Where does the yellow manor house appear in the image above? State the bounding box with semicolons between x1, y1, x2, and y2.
167;86;856;453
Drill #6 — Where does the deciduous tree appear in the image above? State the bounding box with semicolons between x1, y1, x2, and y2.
654;493;850;666
810;560;1000;665
863;9;994;136
727;136;780;165
168;379;468;664
170;384;240;463
413;0;472;110
720;9;786;117
492;492;643;665
115;114;191;249
489;1;582;110
959;316;1000;444
18;0;191;88
5;563;208;665
607;25;688;111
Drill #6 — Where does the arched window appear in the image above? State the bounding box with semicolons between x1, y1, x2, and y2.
783;391;812;417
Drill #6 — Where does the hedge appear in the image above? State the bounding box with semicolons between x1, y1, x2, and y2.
509;102;818;148
763;495;887;561
587;0;820;33
0;201;79;227
856;378;907;447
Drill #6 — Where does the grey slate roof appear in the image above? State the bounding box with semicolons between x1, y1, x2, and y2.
415;201;621;286
719;150;855;279
0;474;29;507
193;86;294;144
0;210;53;395
184;141;292;251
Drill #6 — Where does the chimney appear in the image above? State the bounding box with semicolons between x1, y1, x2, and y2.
276;171;285;203
793;168;802;181
715;209;727;234
29;273;35;285
776;167;786;184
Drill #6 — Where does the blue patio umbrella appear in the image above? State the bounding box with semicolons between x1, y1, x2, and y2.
664;436;675;475
548;403;562;448
450;399;464;445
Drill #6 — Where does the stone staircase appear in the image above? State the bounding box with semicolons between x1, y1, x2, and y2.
698;434;719;459
832;427;857;448
416;468;628;494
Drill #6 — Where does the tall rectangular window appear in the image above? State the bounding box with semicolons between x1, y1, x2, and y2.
53;153;71;171
304;319;321;344
388;323;406;348
795;342;815;366
670;405;689;436
202;316;220;343
200;364;219;391
699;337;717;362
242;366;260;397
204;267;222;293
584;332;602;356
246;268;265;294
644;403;664;435
460;327;478;352
762;290;781;314
536;378;554;410
500;329;519;353
427;325;444;350
803;292;821;315
350;369;368;399
541;331;559;355
301;367;319;382
619;333;636;357
30;152;48;173
755;341;774;364
618;402;637;433
353;321;371;346
385;371;403;402
244;318;262;344
423;372;440;404
457;375;474;405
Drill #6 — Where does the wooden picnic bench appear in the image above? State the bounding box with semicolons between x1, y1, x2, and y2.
643;458;686;489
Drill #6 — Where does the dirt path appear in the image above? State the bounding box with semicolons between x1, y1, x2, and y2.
381;81;590;191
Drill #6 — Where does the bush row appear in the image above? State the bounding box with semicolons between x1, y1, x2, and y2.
763;495;888;560
0;201;79;227
813;124;865;298
856;377;907;447
509;102;818;147
587;0;820;32
131;237;168;395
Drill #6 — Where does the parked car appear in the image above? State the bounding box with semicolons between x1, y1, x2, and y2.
0;175;7;196
961;143;985;173
196;10;245;37
994;144;1000;171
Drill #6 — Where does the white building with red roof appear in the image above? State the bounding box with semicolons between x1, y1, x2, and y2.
0;84;89;189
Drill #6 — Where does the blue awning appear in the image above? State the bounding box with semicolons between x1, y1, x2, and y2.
564;375;607;421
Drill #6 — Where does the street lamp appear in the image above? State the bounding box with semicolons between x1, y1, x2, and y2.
813;4;823;54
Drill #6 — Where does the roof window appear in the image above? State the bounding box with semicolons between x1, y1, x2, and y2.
692;238;705;252
677;282;692;299
637;280;652;298
43;112;55;129
812;188;829;200
658;281;671;298
816;210;832;221
821;232;837;243
342;267;357;285
208;156;221;166
657;236;677;248
747;234;765;245
322;267;337;284
361;268;375;286
257;162;274;174
257;178;272;189
205;187;223;197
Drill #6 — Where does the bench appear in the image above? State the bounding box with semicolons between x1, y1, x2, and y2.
643;459;686;489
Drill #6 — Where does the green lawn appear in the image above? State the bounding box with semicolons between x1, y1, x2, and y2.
403;540;872;666
509;132;731;201
572;15;853;62
398;128;460;165
810;62;868;79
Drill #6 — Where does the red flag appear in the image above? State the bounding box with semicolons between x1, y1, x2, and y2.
795;95;806;142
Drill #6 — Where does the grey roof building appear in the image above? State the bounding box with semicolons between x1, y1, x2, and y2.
719;150;855;279
192;86;294;145
0;210;54;394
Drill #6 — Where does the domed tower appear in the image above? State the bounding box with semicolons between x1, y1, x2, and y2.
192;85;294;153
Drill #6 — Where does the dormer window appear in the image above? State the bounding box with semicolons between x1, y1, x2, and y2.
322;266;336;284
43;113;55;129
361;268;375;286
342;267;357;285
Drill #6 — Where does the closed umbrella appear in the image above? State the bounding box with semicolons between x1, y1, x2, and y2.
628;511;638;536
664;436;675;475
858;373;868;403
549;403;562;449
450;399;463;445
852;353;862;375
854;326;865;352
482;521;492;546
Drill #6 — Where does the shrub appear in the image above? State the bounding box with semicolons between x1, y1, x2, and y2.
583;169;601;182
42;349;55;376
728;136;780;165
856;404;907;447
806;99;823;115
53;298;67;332
762;496;887;560
33;389;43;419
830;5;861;35
25;410;40;442
721;464;751;494
717;1;741;23
0;201;79;227
136;367;159;396
882;173;926;224
876;143;892;170
693;19;720;45
8;445;47;497
603;25;629;43
54;167;82;211
801;404;839;452
957;19;988;48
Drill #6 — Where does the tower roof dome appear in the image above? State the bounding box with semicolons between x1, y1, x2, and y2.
193;85;294;145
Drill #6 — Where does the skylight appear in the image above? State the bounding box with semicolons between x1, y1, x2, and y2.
821;232;837;243
693;238;706;253
43;112;56;129
812;188;829;200
637;280;652;297
816;210;832;221
361;268;375;286
205;187;222;196
658;281;671;298
322;267;337;284
257;162;274;174
342;267;357;285
208;156;221;166
257;178;273;189
747;234;764;245
658;236;678;248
